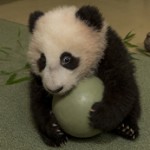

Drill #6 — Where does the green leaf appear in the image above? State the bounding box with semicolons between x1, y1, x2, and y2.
6;73;17;85
0;49;9;55
17;39;24;49
8;77;30;85
6;76;30;85
0;47;12;51
124;31;132;39
123;31;136;42
23;63;30;69
18;28;21;38
124;42;138;48
0;71;12;75
137;48;150;57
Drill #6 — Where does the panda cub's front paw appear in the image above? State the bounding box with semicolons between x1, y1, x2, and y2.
42;111;68;147
90;102;107;129
89;102;116;131
114;122;139;140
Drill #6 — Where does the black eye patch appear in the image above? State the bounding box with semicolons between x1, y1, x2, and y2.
60;52;80;70
37;53;46;72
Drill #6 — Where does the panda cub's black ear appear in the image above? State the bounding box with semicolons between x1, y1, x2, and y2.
76;6;103;31
28;11;44;33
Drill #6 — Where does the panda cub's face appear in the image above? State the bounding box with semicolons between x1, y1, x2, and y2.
28;6;108;95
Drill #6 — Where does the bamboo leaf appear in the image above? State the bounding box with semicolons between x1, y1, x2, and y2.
16;28;25;50
123;31;136;42
6;76;30;85
124;31;133;39
124;42;138;48
0;49;9;55
125;33;136;41
6;73;17;85
137;48;150;57
0;71;12;75
17;39;24;49
23;63;30;69
1;47;12;50
18;28;21;38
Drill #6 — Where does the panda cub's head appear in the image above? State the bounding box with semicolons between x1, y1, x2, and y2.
28;6;108;95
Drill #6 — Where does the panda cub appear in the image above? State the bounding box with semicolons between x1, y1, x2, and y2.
28;6;140;147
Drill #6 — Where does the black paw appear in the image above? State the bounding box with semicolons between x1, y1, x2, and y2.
90;102;118;131
114;122;139;140
41;111;68;147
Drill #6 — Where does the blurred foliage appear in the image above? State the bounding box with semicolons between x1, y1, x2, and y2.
0;28;30;85
123;31;150;57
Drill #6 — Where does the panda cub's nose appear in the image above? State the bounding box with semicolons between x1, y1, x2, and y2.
48;86;63;93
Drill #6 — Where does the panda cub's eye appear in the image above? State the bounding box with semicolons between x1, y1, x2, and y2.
37;53;46;72
62;55;71;65
60;52;80;70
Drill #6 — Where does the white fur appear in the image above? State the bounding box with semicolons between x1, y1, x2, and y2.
28;6;108;94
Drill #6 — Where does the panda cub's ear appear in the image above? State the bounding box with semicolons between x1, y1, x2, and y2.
76;6;103;31
28;11;44;33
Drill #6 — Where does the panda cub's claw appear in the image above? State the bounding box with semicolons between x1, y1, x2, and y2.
42;129;68;147
114;123;138;140
42;112;68;147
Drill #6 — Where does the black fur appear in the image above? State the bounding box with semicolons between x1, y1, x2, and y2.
30;73;68;147
90;27;140;140
76;5;103;31
60;52;80;70
28;11;44;33
29;7;140;147
37;53;46;72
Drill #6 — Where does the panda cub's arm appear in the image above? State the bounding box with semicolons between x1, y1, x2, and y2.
29;73;68;146
90;26;140;138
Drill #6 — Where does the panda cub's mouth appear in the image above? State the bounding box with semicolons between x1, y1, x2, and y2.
45;84;75;95
46;86;64;95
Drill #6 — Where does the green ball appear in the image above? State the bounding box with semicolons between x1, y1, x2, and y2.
52;76;104;138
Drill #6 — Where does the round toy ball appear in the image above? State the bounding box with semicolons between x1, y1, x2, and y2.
52;76;104;138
